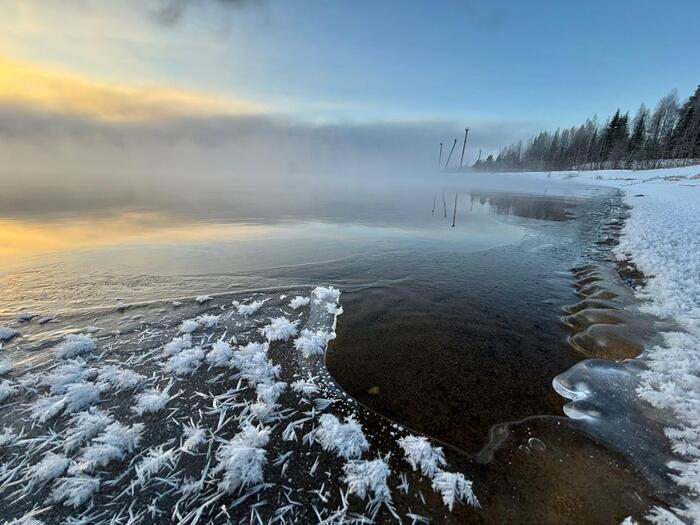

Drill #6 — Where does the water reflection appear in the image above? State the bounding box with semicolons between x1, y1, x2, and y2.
469;191;579;221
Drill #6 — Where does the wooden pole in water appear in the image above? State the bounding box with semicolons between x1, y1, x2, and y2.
445;138;457;169
477;149;482;163
452;193;458;227
459;128;469;168
432;193;436;215
442;192;447;218
438;143;443;168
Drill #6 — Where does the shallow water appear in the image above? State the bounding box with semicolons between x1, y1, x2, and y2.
0;177;602;440
2;174;660;521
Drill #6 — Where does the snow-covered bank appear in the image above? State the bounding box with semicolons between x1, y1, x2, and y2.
531;165;700;522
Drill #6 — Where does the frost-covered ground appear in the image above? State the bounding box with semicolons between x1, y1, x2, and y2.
527;165;700;523
0;287;479;524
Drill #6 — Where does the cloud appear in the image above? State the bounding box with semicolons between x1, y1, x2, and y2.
0;54;263;121
149;0;262;25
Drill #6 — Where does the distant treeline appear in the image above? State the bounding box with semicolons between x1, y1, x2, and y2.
474;85;700;172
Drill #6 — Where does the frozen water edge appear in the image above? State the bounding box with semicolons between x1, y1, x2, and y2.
529;165;700;522
0;286;479;524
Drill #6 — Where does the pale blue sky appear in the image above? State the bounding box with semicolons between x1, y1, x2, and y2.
2;0;698;130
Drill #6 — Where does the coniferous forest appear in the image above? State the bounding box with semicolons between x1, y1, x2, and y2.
474;85;700;172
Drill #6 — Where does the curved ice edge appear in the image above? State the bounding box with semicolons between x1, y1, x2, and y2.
552;358;681;496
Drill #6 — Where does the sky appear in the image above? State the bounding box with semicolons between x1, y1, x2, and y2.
0;0;698;190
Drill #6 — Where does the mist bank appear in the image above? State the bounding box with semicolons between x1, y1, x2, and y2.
0;103;532;195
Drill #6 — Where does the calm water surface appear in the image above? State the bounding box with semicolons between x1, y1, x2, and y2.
1;175;606;453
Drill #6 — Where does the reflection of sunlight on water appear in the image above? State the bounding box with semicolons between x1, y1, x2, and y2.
0;212;269;258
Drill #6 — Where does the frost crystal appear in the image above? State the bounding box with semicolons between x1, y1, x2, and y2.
51;475;100;508
231;343;280;386
260;317;299;342
179;319;200;334
164;334;193;355
398;435;447;477
75;421;144;472
28;452;70;485
289;296;310;310
135;446;176;485
291;377;320;396
313;414;369;459
256;381;287;404
206;340;233;367
62;382;100;413
0;379;18;402
42;361;90;394
431;471;480;510
0;357;13;376
237;300;266;316
293;329;332;358
182;423;207;452
215;424;270;493
343;457;391;501
54;334;96;359
165;346;204;375
133;388;170;415
96;365;145;391
64;409;114;453
313;286;341;303
196;314;220;328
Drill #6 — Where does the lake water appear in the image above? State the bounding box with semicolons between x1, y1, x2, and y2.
0;176;606;445
1;174;658;521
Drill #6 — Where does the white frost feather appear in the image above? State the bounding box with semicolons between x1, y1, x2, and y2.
343;457;391;501
215;423;270;493
179;319;200;334
54;334;96;359
313;414;369;459
196;314;220;328
133;387;170;415
398;435;447;477
51;475;100;508
293;329;332;358
289;296;310;310
206;340;233;367
165;346;204;375
0;379;18;402
431;471;480;510
74;421;144;472
237;300;266;316
260;317;299;342
0;357;13;375
28;452;70;485
164;334;193;355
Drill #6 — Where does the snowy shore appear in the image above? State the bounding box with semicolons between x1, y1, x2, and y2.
531;165;700;523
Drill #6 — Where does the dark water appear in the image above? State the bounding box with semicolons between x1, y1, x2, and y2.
0;179;602;454
2;175;669;521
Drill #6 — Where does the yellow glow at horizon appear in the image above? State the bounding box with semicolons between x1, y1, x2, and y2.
0;54;262;121
0;213;267;258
